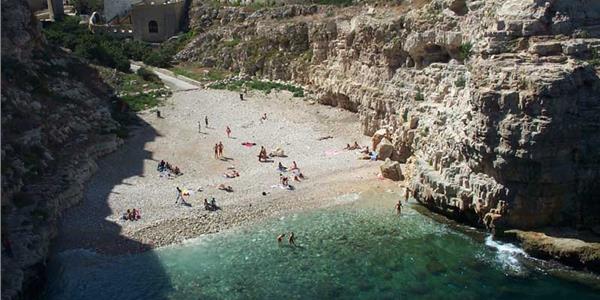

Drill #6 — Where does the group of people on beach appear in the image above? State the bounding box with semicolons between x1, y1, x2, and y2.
278;161;304;185
277;232;297;246
203;198;219;211
157;160;181;176
214;142;225;159
122;208;141;221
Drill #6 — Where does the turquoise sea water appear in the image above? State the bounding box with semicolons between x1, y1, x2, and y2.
45;191;600;300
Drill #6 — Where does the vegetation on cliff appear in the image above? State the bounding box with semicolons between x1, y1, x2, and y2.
43;17;195;70
208;79;304;97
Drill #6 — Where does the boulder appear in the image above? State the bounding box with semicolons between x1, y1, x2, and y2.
376;138;394;160
380;158;404;181
371;128;388;150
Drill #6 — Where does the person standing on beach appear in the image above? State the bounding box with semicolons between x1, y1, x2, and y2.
288;232;297;246
226;126;232;138
176;186;183;204
197;121;202;133
395;200;403;215
218;142;224;158
214;144;219;159
205;116;209;128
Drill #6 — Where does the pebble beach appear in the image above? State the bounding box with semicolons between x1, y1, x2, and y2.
55;88;395;254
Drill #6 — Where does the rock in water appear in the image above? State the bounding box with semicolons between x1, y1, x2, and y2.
380;158;404;181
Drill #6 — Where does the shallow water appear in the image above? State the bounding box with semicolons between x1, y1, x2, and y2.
45;191;600;299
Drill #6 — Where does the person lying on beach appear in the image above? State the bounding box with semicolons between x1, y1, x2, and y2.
282;176;289;187
345;142;361;150
360;146;370;154
218;184;233;192
242;142;257;147
224;170;240;178
278;162;287;172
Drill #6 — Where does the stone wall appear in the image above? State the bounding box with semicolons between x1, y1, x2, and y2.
132;0;186;42
1;0;123;298
178;0;600;231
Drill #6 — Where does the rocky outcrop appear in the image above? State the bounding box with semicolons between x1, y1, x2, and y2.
178;0;600;235
504;230;600;273
1;0;123;298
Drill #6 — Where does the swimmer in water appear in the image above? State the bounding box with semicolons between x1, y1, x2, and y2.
288;232;297;246
395;200;403;215
277;233;286;244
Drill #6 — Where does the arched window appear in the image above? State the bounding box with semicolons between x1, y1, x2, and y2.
148;20;158;33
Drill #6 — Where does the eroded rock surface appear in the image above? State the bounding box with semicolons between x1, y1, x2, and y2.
1;0;122;298
178;0;600;232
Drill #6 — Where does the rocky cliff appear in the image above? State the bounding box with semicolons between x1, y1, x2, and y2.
1;0;123;298
178;0;600;231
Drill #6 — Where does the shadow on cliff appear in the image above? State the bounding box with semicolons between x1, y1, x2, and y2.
43;108;174;299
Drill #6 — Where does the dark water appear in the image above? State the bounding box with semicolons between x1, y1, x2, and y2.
44;191;600;299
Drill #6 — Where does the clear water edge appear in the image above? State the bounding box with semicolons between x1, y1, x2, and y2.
44;190;600;300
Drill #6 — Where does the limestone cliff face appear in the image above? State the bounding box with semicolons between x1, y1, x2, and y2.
1;0;122;298
179;0;600;230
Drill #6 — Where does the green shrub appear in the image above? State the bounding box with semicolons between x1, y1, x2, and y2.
459;42;473;61
209;79;304;97
143;51;172;68
123;40;152;61
415;90;424;101
314;0;353;6
71;0;103;14
455;76;466;88
136;67;160;82
44;16;130;72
